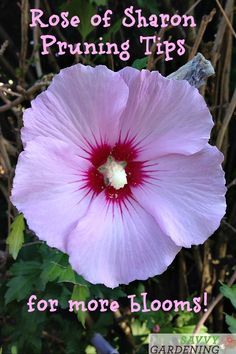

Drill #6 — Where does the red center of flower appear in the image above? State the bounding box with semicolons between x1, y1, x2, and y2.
86;140;144;203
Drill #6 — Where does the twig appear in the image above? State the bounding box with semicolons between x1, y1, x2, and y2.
216;88;236;150
19;0;29;86
147;30;166;71
214;232;228;331
113;309;135;353
0;23;34;83
46;46;60;73
222;219;236;233
215;0;236;39
179;251;189;298
0;90;20;121
22;241;43;247
185;0;203;15
189;9;216;60
227;178;236;189
0;55;17;79
0;78;52;113
193;246;203;275
33;0;43;78
211;0;234;68
43;0;68;43
0;132;11;173
0;183;8;201
0;86;21;97
200;241;214;297
0;24;18;61
193;269;236;333
0;40;8;56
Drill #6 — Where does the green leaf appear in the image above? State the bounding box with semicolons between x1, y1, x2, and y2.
10;260;41;276
94;312;113;334
132;57;148;70
5;260;42;304
5;275;37;304
11;346;17;354
137;0;159;13
225;314;236;333
174;325;207;334
89;284;126;299
40;254;65;287
6;214;25;259
55;264;88;285
60;0;95;39
57;265;81;283
71;284;90;327
220;283;236;309
131;319;149;336
85;345;96;354
40;254;88;289
102;19;121;42
90;0;108;5
14;307;45;354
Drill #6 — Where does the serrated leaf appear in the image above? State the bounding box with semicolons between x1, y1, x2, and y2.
5;260;42;304
10;260;41;276
56;264;88;285
40;258;88;288
131;319;149;336
5;275;36;304
71;284;90;327
58;266;79;283
225;314;236;333
6;214;25;260
220;283;236;309
132;57;148;70
40;254;65;286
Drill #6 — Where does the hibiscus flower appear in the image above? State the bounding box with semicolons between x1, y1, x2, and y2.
11;64;226;288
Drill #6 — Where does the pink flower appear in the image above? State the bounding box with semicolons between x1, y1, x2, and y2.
11;64;226;288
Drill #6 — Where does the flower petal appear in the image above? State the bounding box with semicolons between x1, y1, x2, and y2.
119;67;213;159
132;145;226;247
22;64;129;150
67;194;180;288
11;137;93;252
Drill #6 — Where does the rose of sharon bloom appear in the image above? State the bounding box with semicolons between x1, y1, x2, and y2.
11;64;226;288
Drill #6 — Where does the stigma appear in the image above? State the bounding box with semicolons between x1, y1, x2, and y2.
98;156;128;190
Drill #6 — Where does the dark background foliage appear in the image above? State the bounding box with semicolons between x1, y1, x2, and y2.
0;0;235;353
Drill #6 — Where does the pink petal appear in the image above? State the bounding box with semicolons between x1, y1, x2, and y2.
118;67;213;159
132;145;226;247
22;64;129;150
67;194;180;288
11;137;93;252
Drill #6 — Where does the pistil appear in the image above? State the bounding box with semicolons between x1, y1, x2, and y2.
98;156;128;190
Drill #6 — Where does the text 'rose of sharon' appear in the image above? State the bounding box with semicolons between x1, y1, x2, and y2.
11;64;226;288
